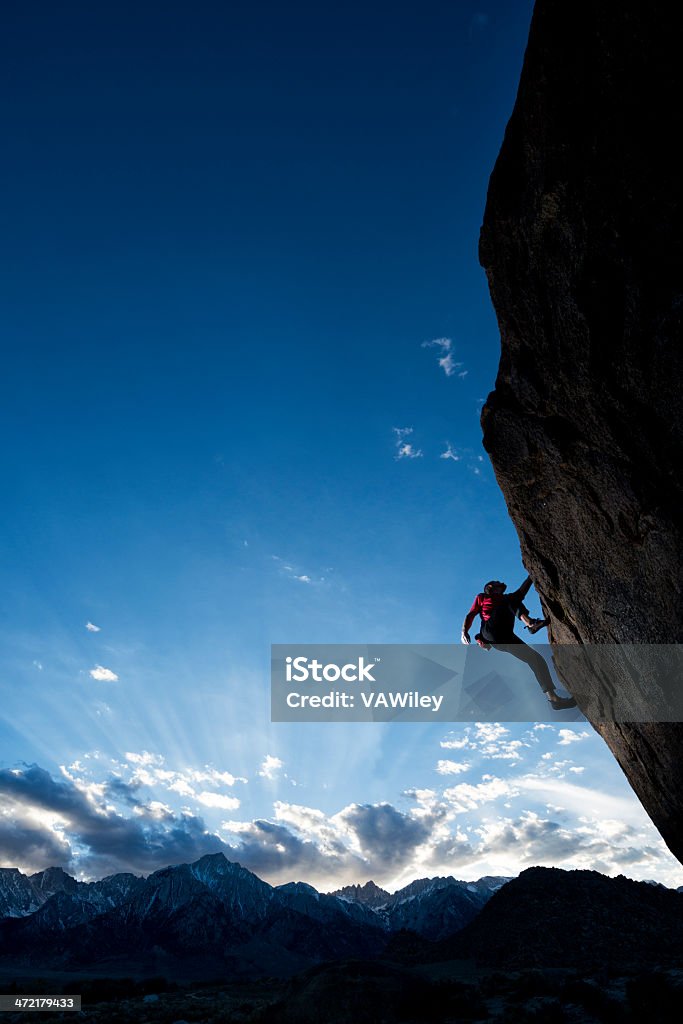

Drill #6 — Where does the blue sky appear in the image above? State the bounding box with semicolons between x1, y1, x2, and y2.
2;0;682;891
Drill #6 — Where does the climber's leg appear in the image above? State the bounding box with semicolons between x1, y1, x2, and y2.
493;635;554;692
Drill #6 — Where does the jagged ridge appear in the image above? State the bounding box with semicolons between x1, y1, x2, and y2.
0;855;509;974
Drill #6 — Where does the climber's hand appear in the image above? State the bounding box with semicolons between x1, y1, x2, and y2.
461;629;471;645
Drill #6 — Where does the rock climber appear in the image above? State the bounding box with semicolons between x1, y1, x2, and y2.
461;576;577;710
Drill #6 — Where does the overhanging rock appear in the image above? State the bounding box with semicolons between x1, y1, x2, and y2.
479;1;683;861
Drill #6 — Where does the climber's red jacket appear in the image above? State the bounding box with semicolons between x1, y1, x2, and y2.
464;592;506;630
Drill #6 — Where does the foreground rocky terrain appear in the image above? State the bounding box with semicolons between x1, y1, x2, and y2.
1;859;682;1021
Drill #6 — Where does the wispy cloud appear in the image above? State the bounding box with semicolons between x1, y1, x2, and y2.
89;665;118;682
393;427;423;460
421;337;465;379
440;443;461;462
438;444;487;476
272;555;324;585
396;443;422;460
85;622;101;633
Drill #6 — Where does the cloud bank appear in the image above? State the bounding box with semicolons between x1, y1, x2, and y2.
2;727;681;890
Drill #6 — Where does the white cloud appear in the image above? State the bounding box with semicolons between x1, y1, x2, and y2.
168;779;196;798
187;768;243;787
443;775;516;813
294;575;312;583
474;723;508;743
436;760;471;776
89;665;118;682
85;622;101;633
33;661;43;671
471;723;528;761
440;733;470;750
441;724;536;765
125;751;164;767
258;755;284;780
196;791;241;811
403;788;439;809
274;801;350;857
393;427;423;460
558;729;591;746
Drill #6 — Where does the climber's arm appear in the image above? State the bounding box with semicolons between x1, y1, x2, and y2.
510;575;533;604
516;602;531;622
461;595;482;645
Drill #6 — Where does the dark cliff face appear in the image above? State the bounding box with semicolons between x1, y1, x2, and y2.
479;2;683;859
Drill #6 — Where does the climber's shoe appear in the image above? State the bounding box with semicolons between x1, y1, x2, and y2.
526;616;550;635
548;695;577;711
475;633;492;651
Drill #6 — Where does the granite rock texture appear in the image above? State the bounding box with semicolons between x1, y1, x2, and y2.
480;2;683;860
